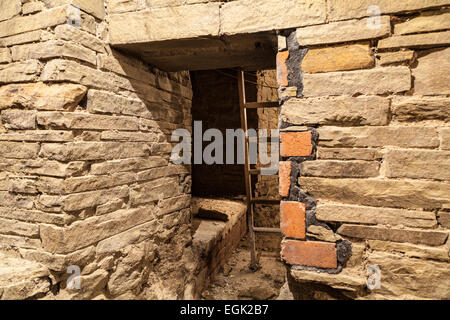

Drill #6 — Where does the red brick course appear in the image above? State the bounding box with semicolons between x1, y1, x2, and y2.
280;131;313;157
281;239;337;269
280;201;306;239
279;161;291;197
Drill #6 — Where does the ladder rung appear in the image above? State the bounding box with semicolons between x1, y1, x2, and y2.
253;227;281;234
251;198;280;204
244;102;279;109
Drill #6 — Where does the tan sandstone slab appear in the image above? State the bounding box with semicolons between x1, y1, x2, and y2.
395;11;450;35
317;148;382;161
303;67;411;97
378;31;450;49
109;3;220;44
300;160;380;178
442;128;450;150
392;96;450;122
302;43;373;73
337;224;448;246
316;203;437;228
221;0;326;35
296;16;390;46
0;0;21;22
281;96;389;126
0;82;87;111
413;48;450;95
378;51;415;66
0;60;41;84
0;49;11;64
317;126;439;148
366;251;450;299
385;149;450;181
0;6;69;38
327;0;450;21
368;240;448;262
298;177;450;210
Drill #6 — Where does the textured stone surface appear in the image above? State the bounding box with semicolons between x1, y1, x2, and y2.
281;96;389;126
296;16;390;46
317;148;382;161
299;177;450;210
281;240;337;269
302;43;373;73
337;224;448;246
221;0;326;35
0;6;69;38
378;31;450;49
318;126;439;148
303;67;411;97
0;0;21;22
378;51;414;66
366;251;450;299
413;48;450;95
301;160;380;178
395;12;450;35
0;82;87;111
327;0;450;21
110;3;220;44
0;49;12;64
55;25;106;53
442;128;450;150
306;225;337;243
438;211;450;228
368;240;449;262
385;149;450;180
280;202;306;239
392;96;450;122
1;110;36;129
0;60;41;84
316;203;437;228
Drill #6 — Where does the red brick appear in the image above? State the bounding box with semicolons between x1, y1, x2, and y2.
281;131;313;157
277;51;289;87
281;201;306;239
279;161;291;197
281;239;337;269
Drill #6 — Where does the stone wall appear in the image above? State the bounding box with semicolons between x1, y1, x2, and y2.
277;3;450;299
0;0;194;299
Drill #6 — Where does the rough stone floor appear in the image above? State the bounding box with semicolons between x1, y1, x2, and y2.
201;239;287;300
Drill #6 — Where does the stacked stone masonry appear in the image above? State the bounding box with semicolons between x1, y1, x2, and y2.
0;0;449;300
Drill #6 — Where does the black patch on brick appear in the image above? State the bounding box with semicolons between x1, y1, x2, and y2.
285;31;308;97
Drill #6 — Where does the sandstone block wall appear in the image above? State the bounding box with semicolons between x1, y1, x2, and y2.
0;0;194;299
277;2;450;299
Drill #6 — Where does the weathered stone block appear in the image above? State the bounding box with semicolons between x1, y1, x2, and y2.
316;203;437;228
0;218;39;238
0;60;41;84
221;0;326;35
281;240;337;269
44;0;105;19
90;157;167;175
63;185;129;211
366;251;450;299
413;48;450;95
100;131;162;142
0;142;40;159
378;31;450;49
392;96;450;122
368;240;449;262
303;67;411;96
385;149;450;181
327;0;450;21
0;30;49;47
281;96;389;126
442;128;450;150
12;40;97;66
0;0;21;22
0;6;69;38
317;148;382;161
1;110;36;129
378;51;414;66
0;207;72;226
438;211;450;228
55;25;106;53
318;126;439;148
109;3;220;44
301;160;380;178
395;12;450;35
37;112;140;131
130;177;180;206
296;16;390;46
39;142;151;161
3;159;85;178
280;201;306;239
302;43;373;73
306;225;337;243
300;177;450;210
22;1;46;15
338;224;448;246
0;49;12;64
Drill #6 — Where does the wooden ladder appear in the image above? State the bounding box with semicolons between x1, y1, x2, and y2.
237;70;281;271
